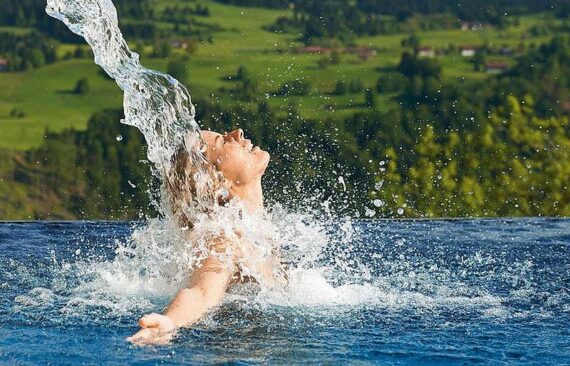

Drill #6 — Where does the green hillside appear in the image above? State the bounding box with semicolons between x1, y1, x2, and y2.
0;0;565;150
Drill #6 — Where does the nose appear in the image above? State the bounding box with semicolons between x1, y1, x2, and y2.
227;128;244;141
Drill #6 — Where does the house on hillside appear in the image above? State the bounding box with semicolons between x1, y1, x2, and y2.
459;45;479;57
461;21;486;31
417;46;436;58
170;39;189;50
345;46;377;61
485;62;509;74
0;58;8;72
294;46;330;54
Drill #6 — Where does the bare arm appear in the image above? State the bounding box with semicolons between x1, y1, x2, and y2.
127;253;233;345
164;255;232;327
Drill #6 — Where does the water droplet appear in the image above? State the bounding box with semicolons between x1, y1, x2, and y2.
365;207;376;217
116;135;123;142
75;249;81;256
373;199;384;208
338;176;346;191
397;208;405;215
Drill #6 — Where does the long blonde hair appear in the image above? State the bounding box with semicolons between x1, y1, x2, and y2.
164;135;228;229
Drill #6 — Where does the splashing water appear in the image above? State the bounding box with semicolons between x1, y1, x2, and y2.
40;0;545;313
45;0;281;284
42;0;361;305
46;0;196;170
45;0;231;233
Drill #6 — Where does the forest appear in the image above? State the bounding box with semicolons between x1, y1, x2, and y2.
245;0;566;41
0;32;58;71
1;34;568;219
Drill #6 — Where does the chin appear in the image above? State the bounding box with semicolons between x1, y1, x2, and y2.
255;150;270;172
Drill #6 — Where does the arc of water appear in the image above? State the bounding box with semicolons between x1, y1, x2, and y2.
46;0;199;170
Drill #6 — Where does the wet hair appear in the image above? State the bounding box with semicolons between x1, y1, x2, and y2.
164;134;228;229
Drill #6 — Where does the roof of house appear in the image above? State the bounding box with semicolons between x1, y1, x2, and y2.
485;62;509;69
297;46;329;53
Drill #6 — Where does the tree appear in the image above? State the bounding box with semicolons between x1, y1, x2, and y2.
167;57;189;83
404;124;442;217
402;33;420;53
235;65;249;81
377;73;406;93
74;46;90;59
330;50;341;65
74;78;90;94
333;80;347;95
348;79;364;93
154;41;172;58
398;51;442;79
234;77;259;101
473;49;487;71
29;48;46;68
364;89;376;109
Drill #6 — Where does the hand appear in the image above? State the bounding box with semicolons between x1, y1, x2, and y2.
127;313;177;345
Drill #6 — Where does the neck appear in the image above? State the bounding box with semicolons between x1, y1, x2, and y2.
229;177;264;212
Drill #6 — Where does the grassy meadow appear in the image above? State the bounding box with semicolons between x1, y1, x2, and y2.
0;0;565;150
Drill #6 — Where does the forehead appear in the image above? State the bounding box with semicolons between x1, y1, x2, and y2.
201;130;222;145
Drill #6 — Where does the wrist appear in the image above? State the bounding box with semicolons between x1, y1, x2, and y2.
162;312;180;329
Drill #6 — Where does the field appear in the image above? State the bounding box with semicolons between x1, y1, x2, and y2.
0;0;564;150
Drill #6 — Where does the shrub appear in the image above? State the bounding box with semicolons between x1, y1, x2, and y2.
317;57;329;69
10;108;26;118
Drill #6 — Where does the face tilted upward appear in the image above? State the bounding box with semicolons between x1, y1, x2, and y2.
201;129;270;187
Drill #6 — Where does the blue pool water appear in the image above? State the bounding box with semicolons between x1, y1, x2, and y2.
0;219;569;365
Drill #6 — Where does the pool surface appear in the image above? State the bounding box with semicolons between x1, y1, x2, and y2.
1;219;569;365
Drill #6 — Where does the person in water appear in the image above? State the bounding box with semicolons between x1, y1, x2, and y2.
128;128;285;345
